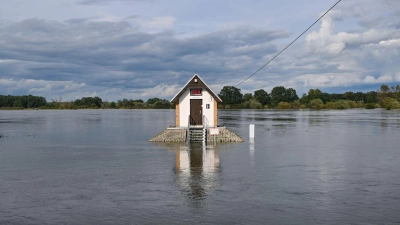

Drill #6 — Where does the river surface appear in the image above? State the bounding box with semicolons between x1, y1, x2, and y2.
1;109;400;224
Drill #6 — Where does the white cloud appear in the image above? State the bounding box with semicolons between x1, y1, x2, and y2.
134;84;181;99
395;73;400;82
363;73;395;84
139;16;176;30
378;39;400;47
0;79;87;99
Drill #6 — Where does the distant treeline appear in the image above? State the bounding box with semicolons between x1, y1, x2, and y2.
1;84;400;110
218;84;400;110
0;95;47;109
0;95;174;109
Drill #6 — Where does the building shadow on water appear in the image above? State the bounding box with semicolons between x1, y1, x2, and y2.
175;143;220;201
153;142;227;205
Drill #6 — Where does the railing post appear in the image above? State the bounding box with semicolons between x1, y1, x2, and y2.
203;115;208;143
187;115;191;144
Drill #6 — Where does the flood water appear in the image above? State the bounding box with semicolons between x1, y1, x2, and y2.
1;109;400;224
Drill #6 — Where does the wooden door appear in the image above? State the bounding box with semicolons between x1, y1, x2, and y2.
190;99;202;125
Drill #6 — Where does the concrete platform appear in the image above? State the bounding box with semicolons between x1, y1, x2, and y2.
149;126;244;143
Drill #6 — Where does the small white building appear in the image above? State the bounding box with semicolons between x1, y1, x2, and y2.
171;74;222;127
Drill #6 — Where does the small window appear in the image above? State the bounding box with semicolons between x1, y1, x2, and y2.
206;104;210;109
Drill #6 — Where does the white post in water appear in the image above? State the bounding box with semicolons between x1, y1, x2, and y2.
249;136;255;165
249;124;255;139
249;124;255;165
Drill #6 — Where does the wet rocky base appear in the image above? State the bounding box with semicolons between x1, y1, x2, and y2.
149;127;244;143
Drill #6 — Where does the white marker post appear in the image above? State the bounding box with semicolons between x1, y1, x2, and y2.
249;124;255;165
249;124;255;139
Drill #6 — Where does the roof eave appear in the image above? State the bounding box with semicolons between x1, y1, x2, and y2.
170;74;222;103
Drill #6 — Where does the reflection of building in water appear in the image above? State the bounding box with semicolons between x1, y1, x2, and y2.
176;144;219;199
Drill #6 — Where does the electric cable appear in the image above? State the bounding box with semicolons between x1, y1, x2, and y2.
235;0;342;87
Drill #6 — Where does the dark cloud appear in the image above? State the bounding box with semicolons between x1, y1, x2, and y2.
358;17;384;29
76;0;153;5
0;18;288;100
2;0;399;100
65;18;95;24
125;15;140;20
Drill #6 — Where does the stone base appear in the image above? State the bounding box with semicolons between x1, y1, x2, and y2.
149;127;244;143
149;128;186;142
208;127;244;143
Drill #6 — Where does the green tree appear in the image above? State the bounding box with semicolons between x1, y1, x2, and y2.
319;92;331;103
0;95;15;107
347;100;358;108
335;100;350;109
74;97;102;108
93;97;103;108
378;84;391;104
147;97;162;105
365;103;375;109
292;100;301;109
73;99;82;106
243;93;253;102
366;91;378;103
242;99;262;109
299;93;308;104
218;86;243;105
380;84;390;93
394;85;400;100
270;86;287;106
325;102;335;109
343;91;354;101
285;88;299;102
330;93;343;102
308;89;322;101
253;89;271;105
383;97;400;109
13;99;22;107
310;99;324;109
354;92;365;102
134;100;145;108
277;101;291;109
153;99;172;109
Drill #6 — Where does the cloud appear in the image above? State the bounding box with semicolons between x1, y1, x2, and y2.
76;0;152;5
0;0;399;100
0;17;289;100
279;1;400;94
0;78;87;98
139;16;176;30
363;74;394;84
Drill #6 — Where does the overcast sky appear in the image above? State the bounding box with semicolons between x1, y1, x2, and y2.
0;0;399;101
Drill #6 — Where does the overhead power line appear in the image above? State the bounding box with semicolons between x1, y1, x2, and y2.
236;0;342;87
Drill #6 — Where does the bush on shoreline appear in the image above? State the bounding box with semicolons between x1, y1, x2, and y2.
365;103;375;109
310;99;324;109
277;102;291;109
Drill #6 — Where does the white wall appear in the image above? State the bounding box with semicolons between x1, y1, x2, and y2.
179;89;216;127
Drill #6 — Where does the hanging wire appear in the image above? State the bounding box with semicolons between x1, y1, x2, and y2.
235;0;342;87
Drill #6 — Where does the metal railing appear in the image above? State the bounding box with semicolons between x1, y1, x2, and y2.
202;115;209;128
186;115;191;144
186;115;209;144
202;115;209;143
